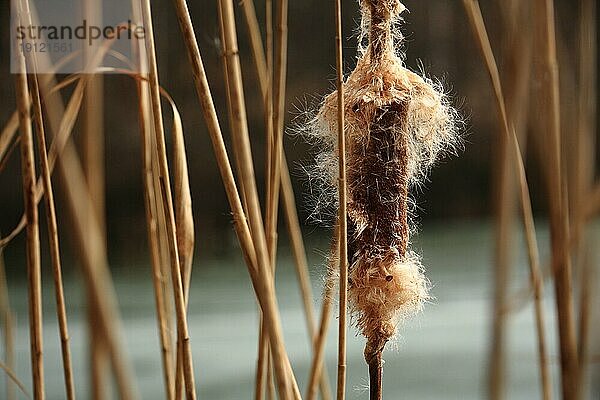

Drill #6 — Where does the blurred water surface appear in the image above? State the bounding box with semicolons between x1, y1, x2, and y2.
3;221;596;399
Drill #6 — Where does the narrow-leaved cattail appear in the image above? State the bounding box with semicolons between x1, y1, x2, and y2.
304;1;460;398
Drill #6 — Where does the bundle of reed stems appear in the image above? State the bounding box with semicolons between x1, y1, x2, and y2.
0;0;597;400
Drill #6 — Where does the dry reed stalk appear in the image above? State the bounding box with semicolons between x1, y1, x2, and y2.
217;4;272;397
258;0;277;394
170;0;258;285
37;75;138;400
488;1;534;398
56;136;138;400
574;0;596;396
241;0;268;98
6;27;139;394
0;360;30;399
137;77;176;400
28;71;76;400
306;234;338;400
168;89;195;400
0;134;20;175
14;7;45;397
172;1;301;398
267;350;276;400
82;0;109;393
255;318;269;400
239;1;333;396
0;113;19;166
282;159;333;400
461;2;552;399
266;0;288;268
218;0;298;398
140;0;197;398
0;75;86;249
332;0;347;399
241;1;277;396
532;0;579;398
0;242;16;400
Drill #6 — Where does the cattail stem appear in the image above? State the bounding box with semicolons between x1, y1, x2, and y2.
334;1;347;399
367;351;383;400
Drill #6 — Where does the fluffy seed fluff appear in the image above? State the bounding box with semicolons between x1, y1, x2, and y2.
303;0;460;355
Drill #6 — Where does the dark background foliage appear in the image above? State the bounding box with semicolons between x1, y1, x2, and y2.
0;0;597;261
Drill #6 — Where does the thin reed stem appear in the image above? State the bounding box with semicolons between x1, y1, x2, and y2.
241;0;268;101
258;0;274;395
488;2;533;399
532;0;579;398
140;0;197;398
266;0;288;269
237;2;332;396
171;1;298;399
462;2;552;399
282;159;333;400
333;0;347;399
38;72;139;400
14;8;44;397
0;244;16;400
28;72;76;400
219;0;297;397
575;0;596;396
306;233;338;400
137;79;176;400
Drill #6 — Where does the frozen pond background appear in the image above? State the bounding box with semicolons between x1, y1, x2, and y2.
2;221;598;399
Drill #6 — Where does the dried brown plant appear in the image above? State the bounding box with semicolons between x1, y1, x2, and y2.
305;1;459;398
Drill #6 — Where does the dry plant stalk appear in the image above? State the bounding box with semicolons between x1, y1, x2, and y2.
14;9;45;398
171;1;299;399
532;1;579;398
219;1;299;398
29;71;77;400
0;241;16;400
140;0;197;398
137;76;176;400
306;1;458;398
461;1;552;399
487;1;535;399
575;0;596;395
333;1;348;400
38;71;138;399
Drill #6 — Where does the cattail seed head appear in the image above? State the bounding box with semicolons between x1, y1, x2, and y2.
304;0;459;360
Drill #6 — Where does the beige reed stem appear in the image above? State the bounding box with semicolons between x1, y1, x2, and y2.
14;7;44;398
532;0;579;398
237;2;332;397
137;78;176;400
219;0;298;397
28;71;76;400
140;0;197;398
171;1;298;399
462;2;552;399
0;244;15;400
333;0;347;399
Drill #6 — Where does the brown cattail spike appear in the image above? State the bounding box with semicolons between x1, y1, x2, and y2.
304;1;460;399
